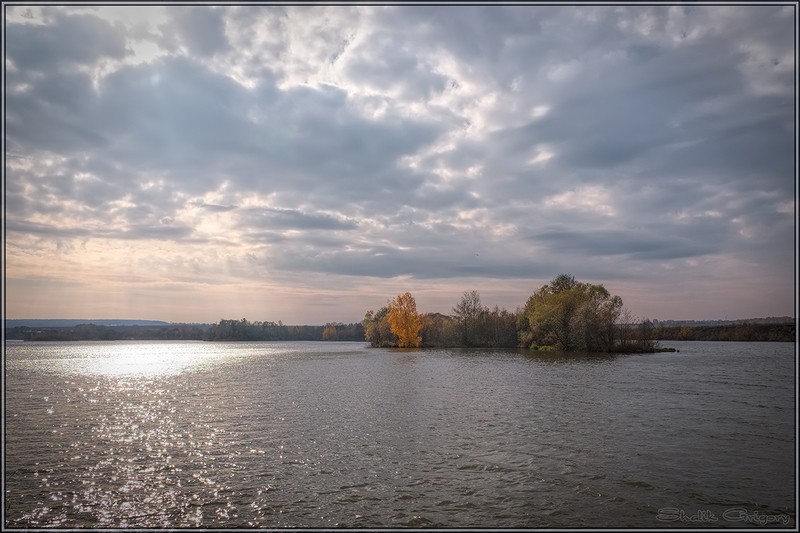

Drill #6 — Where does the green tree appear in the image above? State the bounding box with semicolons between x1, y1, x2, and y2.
363;306;396;347
525;274;623;352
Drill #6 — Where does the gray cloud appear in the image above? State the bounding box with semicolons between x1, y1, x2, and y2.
270;245;552;281
197;203;237;212
531;227;722;261
239;207;358;231
6;12;129;72
6;217;194;242
168;6;229;57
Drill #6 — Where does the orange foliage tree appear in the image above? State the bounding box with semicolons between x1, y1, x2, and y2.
387;292;422;348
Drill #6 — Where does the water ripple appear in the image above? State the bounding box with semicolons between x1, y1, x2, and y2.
4;340;795;528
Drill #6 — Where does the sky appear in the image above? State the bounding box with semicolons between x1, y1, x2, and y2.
3;3;797;325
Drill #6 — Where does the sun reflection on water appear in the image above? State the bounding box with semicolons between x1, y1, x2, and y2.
5;341;289;527
8;341;251;377
86;342;215;377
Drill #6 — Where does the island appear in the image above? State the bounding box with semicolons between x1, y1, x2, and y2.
361;274;794;352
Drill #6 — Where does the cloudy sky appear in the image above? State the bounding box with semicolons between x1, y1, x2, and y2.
4;4;796;324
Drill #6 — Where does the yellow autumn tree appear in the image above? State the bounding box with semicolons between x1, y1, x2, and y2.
322;324;337;341
387;292;422;348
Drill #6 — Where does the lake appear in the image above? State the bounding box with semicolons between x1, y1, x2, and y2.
4;340;796;528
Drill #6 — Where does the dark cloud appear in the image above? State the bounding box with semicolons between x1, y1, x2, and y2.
6;219;93;239
168;6;229;57
343;33;450;101
197;203;238;212
5;217;194;242
6;12;129;72
6;70;107;153
270;245;551;281
115;223;195;241
531;227;722;261
239;207;358;231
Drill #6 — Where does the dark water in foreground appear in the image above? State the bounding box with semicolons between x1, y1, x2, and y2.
4;340;796;528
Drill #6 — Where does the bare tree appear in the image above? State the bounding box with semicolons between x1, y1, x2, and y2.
451;290;485;346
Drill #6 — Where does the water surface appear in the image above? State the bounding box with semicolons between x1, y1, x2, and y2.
4;340;795;527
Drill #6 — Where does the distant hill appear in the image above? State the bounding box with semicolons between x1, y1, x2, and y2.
5;319;172;328
652;317;795;327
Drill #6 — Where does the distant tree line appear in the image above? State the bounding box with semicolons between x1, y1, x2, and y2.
651;317;794;327
5;324;208;341
203;319;365;342
654;323;794;342
5;320;367;342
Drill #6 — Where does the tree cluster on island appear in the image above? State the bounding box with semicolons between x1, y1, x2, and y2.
363;274;667;353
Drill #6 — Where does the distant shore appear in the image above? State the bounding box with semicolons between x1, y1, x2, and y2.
5;321;794;343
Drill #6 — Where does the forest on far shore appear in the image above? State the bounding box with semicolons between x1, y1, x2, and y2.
653;323;794;342
5;321;365;342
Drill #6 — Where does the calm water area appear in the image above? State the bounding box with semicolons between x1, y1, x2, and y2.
4;340;796;528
